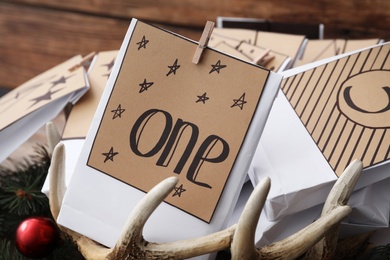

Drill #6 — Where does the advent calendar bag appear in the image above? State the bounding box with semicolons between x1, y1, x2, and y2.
0;56;89;163
58;19;282;256
42;50;118;197
249;42;390;220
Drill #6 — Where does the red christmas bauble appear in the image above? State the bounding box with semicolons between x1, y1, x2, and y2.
15;217;59;259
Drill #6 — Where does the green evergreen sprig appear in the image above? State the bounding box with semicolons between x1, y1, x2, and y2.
0;145;84;259
366;243;390;259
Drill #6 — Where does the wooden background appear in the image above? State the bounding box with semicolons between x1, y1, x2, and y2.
0;0;389;90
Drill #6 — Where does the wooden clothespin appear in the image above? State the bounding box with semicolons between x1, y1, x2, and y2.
192;21;215;64
253;49;275;67
69;52;96;72
253;49;270;65
259;54;275;67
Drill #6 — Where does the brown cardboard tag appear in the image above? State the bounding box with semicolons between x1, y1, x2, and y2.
0;55;86;131
236;42;290;72
295;39;382;67
86;21;270;222
211;28;306;65
62;51;118;139
282;43;390;176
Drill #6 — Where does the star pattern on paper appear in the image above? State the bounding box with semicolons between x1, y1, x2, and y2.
209;60;227;74
196;92;209;104
0;75;60;115
28;88;63;108
102;147;119;163
11;74;57;100
14;82;43;100
139;79;154;93
231;93;247;110
111;104;125;119
166;59;181;76
137;35;149;50
101;58;116;78
102;71;112;79
1;82;42;109
49;74;75;89
101;58;115;71
172;184;186;197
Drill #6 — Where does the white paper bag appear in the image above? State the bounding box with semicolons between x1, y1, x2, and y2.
249;42;390;221
227;174;390;249
42;51;118;197
0;56;89;163
57;19;282;260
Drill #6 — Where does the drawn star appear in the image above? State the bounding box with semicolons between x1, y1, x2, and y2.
28;88;63;108
1;75;61;115
14;82;43;99
49;74;75;89
101;58;115;71
102;147;119;163
139;79;154;93
231;93;247;110
102;72;112;79
166;59;181;76
111;104;125;119
172;184;186;197
101;58;115;78
136;35;149;50
196;92;209;104
12;74;58;100
209;60;227;74
1;82;42;109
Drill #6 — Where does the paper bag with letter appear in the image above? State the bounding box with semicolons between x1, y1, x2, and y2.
58;19;282;253
249;42;390;221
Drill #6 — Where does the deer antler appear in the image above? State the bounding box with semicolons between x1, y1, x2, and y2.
230;177;271;259
305;159;363;259
46;122;361;259
49;142;235;259
230;159;363;260
45;122;61;154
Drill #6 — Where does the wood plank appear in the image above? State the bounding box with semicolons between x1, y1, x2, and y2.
1;0;389;89
0;3;125;88
3;0;390;40
0;2;201;89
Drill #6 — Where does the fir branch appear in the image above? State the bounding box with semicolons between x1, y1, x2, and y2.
0;145;51;216
367;243;390;259
0;145;50;188
0;211;23;238
0;238;26;260
49;238;85;260
0;182;50;216
0;145;84;259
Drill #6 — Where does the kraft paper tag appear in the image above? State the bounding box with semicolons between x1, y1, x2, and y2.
62;51;118;139
0;56;87;131
86;21;270;222
282;43;390;176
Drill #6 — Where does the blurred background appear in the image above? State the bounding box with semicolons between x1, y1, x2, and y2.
0;0;389;91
